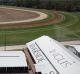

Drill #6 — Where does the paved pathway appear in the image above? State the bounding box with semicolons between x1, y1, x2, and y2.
0;41;80;51
61;41;80;45
0;45;26;51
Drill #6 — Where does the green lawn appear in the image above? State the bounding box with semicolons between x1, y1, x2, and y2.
0;9;80;46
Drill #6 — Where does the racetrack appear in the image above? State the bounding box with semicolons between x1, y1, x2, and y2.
0;7;48;27
0;7;63;28
0;6;80;46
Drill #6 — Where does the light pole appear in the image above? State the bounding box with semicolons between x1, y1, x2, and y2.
4;29;6;51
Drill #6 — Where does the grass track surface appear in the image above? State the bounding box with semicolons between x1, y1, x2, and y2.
0;7;80;46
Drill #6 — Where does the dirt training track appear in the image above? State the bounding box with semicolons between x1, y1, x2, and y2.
0;7;63;29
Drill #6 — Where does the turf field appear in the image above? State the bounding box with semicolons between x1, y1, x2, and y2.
0;7;80;46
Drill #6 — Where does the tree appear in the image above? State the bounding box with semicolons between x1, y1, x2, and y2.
34;0;42;8
15;0;23;6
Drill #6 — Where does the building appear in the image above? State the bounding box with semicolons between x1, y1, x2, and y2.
0;51;28;74
25;35;80;74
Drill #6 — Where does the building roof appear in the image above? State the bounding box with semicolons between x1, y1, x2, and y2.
27;35;80;74
0;51;27;67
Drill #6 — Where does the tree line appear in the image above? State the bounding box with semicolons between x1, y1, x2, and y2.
0;0;80;11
